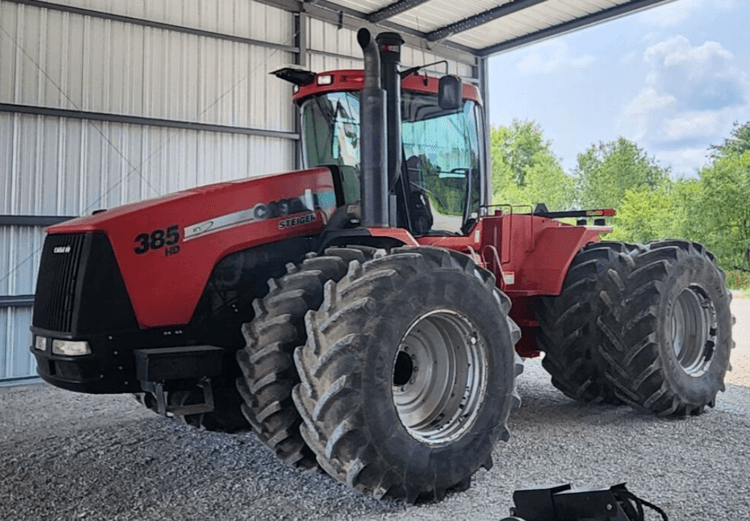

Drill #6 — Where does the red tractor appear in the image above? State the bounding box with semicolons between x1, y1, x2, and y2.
30;30;732;503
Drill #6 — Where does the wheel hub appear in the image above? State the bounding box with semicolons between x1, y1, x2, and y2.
392;309;488;445
670;284;717;377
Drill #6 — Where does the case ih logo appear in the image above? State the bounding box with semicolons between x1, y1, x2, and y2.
53;246;71;254
184;189;325;241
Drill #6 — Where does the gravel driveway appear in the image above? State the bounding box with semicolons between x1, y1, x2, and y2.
2;298;749;521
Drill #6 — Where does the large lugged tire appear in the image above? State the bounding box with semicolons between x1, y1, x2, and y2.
292;246;520;502
598;240;733;415
536;242;634;405
236;247;375;470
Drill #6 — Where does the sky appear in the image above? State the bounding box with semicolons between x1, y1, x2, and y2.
487;0;750;178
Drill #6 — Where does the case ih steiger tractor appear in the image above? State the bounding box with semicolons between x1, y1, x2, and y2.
30;29;732;503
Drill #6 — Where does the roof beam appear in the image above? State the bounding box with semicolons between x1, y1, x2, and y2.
478;0;674;56
427;0;548;42
311;0;479;62
367;0;432;24
255;0;480;66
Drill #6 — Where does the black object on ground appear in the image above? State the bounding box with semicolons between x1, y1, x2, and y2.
501;483;668;521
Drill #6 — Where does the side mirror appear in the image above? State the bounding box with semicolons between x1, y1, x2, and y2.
438;75;462;110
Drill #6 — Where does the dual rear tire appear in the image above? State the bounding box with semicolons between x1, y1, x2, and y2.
537;240;732;416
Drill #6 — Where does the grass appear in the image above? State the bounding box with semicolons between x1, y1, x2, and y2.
724;269;750;290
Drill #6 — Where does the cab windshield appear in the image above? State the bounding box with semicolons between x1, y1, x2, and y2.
300;90;483;235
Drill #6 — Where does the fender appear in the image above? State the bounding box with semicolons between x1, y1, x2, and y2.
47;168;338;328
417;213;609;297
420;213;610;358
477;213;609;297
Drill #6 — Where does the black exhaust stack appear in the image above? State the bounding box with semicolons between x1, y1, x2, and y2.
357;28;388;228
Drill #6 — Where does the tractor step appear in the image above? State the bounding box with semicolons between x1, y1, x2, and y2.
134;346;225;416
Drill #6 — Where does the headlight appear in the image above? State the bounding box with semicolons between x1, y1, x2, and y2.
34;335;47;351
52;340;91;356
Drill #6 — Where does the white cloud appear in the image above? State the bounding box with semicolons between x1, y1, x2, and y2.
516;41;595;75
625;87;676;115
619;35;749;145
663;111;723;141
654;148;710;177
649;39;745;113
621;87;676;141
617;34;750;176
645;36;733;70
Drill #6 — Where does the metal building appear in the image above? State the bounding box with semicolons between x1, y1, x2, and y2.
0;0;675;383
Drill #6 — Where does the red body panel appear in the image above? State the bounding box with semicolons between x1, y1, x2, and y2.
418;214;606;294
480;214;608;296
369;227;419;246
419;212;611;357
48;168;338;328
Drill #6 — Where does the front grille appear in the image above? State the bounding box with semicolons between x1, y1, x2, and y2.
33;234;86;332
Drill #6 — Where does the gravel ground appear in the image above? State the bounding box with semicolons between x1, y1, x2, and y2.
2;299;749;521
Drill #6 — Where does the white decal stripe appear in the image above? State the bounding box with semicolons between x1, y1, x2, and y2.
184;207;259;241
183;192;324;242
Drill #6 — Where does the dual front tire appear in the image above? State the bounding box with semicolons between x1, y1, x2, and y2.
238;246;520;502
292;247;520;502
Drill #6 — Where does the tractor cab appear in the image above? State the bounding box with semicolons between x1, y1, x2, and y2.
279;68;486;236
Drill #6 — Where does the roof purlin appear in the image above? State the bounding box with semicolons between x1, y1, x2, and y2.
427;0;549;42
367;0;433;23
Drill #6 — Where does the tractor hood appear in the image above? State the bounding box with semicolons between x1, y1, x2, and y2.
46;167;338;328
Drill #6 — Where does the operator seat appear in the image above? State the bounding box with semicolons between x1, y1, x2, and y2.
405;156;434;236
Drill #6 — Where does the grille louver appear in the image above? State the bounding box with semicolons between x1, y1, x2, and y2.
33;234;86;332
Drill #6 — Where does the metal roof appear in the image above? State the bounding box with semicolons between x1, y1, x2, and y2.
262;0;676;65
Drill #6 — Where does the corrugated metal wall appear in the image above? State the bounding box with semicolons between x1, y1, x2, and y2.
0;0;298;381
0;0;479;382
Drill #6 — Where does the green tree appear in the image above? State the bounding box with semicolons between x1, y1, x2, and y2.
491;120;573;210
608;187;673;244
575;138;671;210
667;177;705;242
710;121;750;160
696;150;750;270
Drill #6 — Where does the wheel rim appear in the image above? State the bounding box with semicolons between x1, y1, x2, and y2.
392;309;488;445
670;285;717;377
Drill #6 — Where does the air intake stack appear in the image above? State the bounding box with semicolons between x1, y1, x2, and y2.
357;28;388;228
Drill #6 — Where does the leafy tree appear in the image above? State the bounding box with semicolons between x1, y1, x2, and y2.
575;138;671;210
491;120;573;210
493;120;549;186
608;187;673;244
696;150;750;270
667;177;705;242
710;121;750;160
